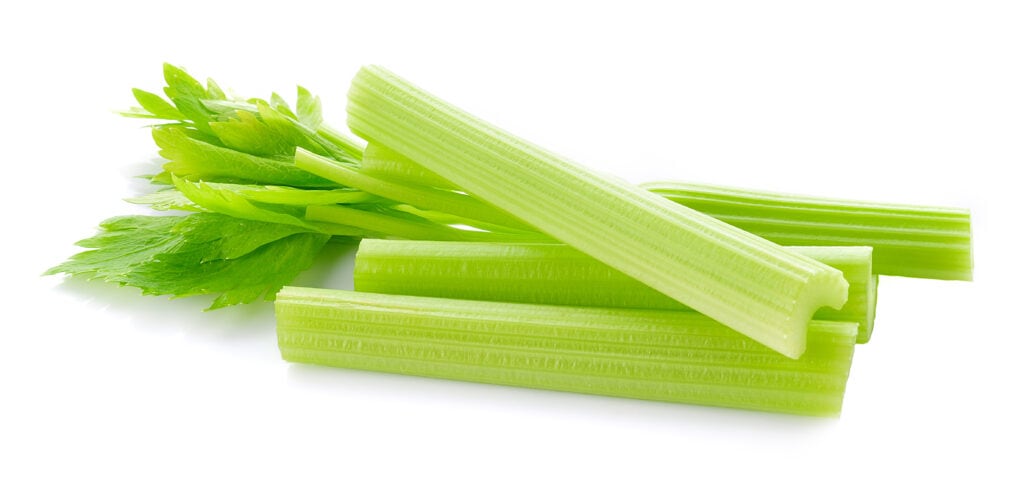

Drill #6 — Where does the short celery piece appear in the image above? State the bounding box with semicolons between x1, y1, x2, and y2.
354;240;878;344
276;288;858;416
345;66;849;358
645;182;973;281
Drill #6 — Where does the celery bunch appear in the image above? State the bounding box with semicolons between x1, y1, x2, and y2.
47;64;975;414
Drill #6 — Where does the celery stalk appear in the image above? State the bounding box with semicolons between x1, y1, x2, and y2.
358;142;972;281
276;287;857;416
353;240;878;344
645;182;973;281
346;66;848;358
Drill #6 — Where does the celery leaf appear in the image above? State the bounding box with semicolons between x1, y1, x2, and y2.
46;214;330;309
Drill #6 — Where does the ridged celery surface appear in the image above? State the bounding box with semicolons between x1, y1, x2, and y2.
354;240;878;344
276;287;858;416
359;142;973;282
645;182;973;281
346;66;848;358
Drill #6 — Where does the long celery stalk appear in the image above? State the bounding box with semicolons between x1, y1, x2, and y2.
345;66;848;358
276;287;858;416
358;142;972;281
353;240;878;343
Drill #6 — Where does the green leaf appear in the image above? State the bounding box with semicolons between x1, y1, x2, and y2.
153;125;338;188
162;63;214;133
269;92;297;118
296;86;323;128
206;77;227;100
163;213;316;262
162;63;208;100
126;188;202;211
46;214;330;309
47;216;184;281
209;110;299;157
132;88;185;120
172;176;323;231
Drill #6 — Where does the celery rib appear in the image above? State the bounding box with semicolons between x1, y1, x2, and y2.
359;142;970;281
645;182;972;281
353;240;878;343
276;288;857;416
345;66;848;358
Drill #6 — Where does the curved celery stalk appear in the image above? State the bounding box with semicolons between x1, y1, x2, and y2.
354;240;878;344
276;288;858;416
346;66;848;358
646;182;973;281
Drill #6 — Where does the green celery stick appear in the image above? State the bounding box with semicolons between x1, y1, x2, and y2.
353;240;878;344
645;182;973;281
346;66;848;359
276;288;858;416
359;142;972;281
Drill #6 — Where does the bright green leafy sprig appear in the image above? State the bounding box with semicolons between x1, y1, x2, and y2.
50;64;526;308
46;214;330;310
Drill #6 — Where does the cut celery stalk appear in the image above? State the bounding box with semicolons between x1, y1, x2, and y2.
353;240;878;344
360;142;971;281
276;287;858;416
346;66;848;359
295;148;533;232
645;182;973;281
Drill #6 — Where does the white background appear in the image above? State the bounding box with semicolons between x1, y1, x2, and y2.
2;1;1021;485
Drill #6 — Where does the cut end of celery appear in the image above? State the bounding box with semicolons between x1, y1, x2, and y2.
772;267;850;359
860;275;880;344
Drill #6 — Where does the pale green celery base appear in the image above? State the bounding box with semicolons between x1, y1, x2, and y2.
354;240;876;344
276;288;857;416
346;66;849;359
